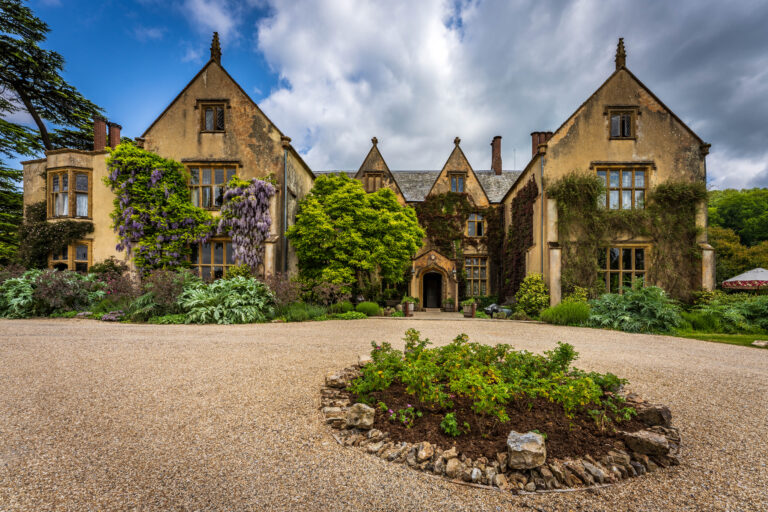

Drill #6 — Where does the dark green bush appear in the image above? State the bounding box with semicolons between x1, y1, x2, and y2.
541;301;591;326
587;285;681;333
680;311;722;332
281;302;327;322
329;300;354;313
356;301;380;316
515;273;550;317
689;294;768;333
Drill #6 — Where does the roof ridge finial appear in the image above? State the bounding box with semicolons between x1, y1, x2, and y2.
454;136;461;146
615;37;626;70
371;136;378;146
211;32;222;64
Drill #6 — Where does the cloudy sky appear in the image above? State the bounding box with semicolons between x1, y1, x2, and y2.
10;0;768;188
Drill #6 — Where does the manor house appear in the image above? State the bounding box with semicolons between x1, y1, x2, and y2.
21;36;715;305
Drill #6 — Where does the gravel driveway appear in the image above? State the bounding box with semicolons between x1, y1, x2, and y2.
0;318;766;511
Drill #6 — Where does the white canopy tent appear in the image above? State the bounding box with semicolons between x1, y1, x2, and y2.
722;268;768;290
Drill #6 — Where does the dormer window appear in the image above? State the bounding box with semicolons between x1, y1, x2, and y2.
606;106;638;139
450;173;465;193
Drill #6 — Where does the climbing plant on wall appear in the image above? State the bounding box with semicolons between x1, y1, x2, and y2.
217;177;276;273
547;171;706;300
502;178;538;299
105;143;214;273
415;192;505;300
17;201;94;268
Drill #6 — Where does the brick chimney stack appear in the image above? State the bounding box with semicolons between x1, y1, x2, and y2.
93;117;107;151
108;122;122;148
530;131;553;157
491;136;502;175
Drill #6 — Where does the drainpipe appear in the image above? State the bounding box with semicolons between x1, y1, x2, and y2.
281;136;291;273
540;154;545;273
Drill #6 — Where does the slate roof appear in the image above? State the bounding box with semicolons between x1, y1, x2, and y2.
316;169;522;203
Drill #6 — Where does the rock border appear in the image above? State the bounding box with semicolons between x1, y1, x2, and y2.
320;361;682;493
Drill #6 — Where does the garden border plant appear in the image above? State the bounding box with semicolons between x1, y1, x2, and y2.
319;329;682;493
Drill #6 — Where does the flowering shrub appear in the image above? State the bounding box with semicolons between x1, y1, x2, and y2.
217;177;275;273
349;329;634;432
264;272;301;306
105;144;214;273
515;273;550;317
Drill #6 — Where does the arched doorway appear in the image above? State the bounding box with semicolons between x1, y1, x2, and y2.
423;272;443;308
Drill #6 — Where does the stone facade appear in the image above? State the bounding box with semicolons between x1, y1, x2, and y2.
501;38;713;304
21;33;314;278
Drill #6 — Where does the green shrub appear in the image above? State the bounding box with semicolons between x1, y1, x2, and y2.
224;264;253;279
470;295;498;309
349;330;634;428
587;285;681;333
688;294;768;333
391;310;405;318
178;276;275;324
511;310;531;321
355;301;380;316
541;301;591;326
147;314;186;324
515;273;550;317
128;269;199;322
474;311;490;319
493;311;508;319
0;270;105;318
329;311;367;320
280;302;327;322
329;300;354;313
680;311;722;332
563;286;589;304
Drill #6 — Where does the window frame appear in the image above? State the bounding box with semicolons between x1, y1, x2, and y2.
189;238;238;281
187;165;237;210
464;256;488;296
606;106;639;140
49;239;93;272
449;172;466;193
48;169;92;219
466;213;485;237
598;245;648;294
596;165;648;210
199;102;226;132
364;172;383;193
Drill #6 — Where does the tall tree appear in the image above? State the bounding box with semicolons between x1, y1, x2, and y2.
286;174;424;294
708;188;768;247
0;0;103;263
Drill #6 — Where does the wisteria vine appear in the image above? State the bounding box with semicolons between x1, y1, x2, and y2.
105;143;215;273
217;177;276;272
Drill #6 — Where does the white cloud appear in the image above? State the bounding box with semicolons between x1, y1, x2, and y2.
181;0;240;43
181;45;203;63
133;25;166;42
707;150;768;190
250;0;767;188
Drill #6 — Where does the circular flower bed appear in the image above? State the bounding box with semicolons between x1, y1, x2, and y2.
320;329;681;492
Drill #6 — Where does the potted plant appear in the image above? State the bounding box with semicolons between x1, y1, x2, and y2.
461;298;476;318
401;296;418;317
443;297;455;312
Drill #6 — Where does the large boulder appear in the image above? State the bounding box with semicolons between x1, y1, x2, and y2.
623;430;670;456
345;403;375;429
506;430;546;469
636;404;672;427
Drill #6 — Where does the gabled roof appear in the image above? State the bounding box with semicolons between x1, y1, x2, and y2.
142;59;285;139
316;169;521;203
425;141;490;205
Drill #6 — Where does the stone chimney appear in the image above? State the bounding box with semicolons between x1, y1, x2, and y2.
530;131;553;157
108;122;122;148
211;32;222;64
93;116;107;151
491;136;502;175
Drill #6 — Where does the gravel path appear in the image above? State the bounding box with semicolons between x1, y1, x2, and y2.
0;318;766;511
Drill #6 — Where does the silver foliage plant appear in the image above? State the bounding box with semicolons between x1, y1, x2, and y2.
217;178;276;272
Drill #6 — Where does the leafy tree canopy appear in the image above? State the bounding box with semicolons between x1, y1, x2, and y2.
286;174;424;291
0;0;104;263
708;188;768;247
708;225;768;284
